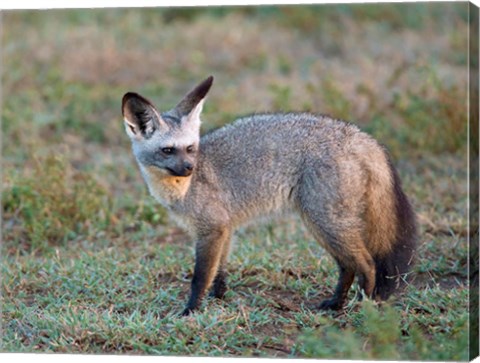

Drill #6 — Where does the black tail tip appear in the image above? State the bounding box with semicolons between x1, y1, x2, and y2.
374;156;418;300
374;240;416;300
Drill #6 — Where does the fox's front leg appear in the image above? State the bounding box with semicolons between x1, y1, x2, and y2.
182;225;231;316
209;234;233;299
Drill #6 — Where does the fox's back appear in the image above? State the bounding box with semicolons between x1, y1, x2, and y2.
195;113;380;224
200;112;362;167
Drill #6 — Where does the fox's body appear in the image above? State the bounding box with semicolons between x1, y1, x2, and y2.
122;76;417;315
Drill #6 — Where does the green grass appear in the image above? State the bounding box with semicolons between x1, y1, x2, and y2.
1;153;470;358
1;3;472;359
2;154;112;249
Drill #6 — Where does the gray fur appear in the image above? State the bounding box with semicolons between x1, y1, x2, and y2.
122;76;416;315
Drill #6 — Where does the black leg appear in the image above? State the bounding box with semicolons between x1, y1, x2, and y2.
181;226;230;316
209;269;228;299
182;262;211;316
319;264;355;311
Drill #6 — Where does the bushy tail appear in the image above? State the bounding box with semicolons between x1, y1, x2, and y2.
373;157;417;300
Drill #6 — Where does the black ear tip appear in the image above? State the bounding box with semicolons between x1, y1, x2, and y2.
196;75;214;97
200;75;214;91
122;92;155;114
122;92;137;111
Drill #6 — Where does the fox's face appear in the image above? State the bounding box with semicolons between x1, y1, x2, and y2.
122;76;213;178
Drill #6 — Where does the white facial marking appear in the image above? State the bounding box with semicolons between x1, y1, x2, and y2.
171;131;199;149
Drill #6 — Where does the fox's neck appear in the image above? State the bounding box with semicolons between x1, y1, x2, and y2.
140;165;192;207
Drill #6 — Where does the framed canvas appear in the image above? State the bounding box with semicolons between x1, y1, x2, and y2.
1;1;478;361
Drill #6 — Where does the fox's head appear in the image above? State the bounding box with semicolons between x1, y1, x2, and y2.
122;76;213;178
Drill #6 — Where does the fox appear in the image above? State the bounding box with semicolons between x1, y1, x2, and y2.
121;76;417;316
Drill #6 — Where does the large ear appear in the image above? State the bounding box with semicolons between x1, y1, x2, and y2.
174;76;214;125
122;92;165;138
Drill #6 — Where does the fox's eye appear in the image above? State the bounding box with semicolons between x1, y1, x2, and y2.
186;145;194;153
162;147;174;155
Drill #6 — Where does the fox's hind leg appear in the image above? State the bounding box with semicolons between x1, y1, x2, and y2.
353;248;376;298
319;262;355;310
296;171;376;310
299;210;369;310
316;237;376;310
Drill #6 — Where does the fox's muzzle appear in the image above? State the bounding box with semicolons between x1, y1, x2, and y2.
166;161;194;177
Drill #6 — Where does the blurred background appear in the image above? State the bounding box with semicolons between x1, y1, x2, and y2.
2;4;469;243
1;3;473;358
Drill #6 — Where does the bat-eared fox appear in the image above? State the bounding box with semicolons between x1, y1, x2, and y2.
122;76;417;316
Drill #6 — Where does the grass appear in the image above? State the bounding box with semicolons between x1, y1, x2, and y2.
1;163;470;358
1;3;473;360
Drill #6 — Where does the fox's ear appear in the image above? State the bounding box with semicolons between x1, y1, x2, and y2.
174;76;213;125
122;92;165;138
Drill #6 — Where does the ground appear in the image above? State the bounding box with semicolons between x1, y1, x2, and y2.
1;3;475;360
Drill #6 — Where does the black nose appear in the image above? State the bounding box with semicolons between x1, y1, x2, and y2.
165;165;193;177
184;162;193;171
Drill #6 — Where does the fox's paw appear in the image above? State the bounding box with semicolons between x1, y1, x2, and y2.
209;283;227;299
318;298;344;311
180;307;194;317
210;272;228;299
